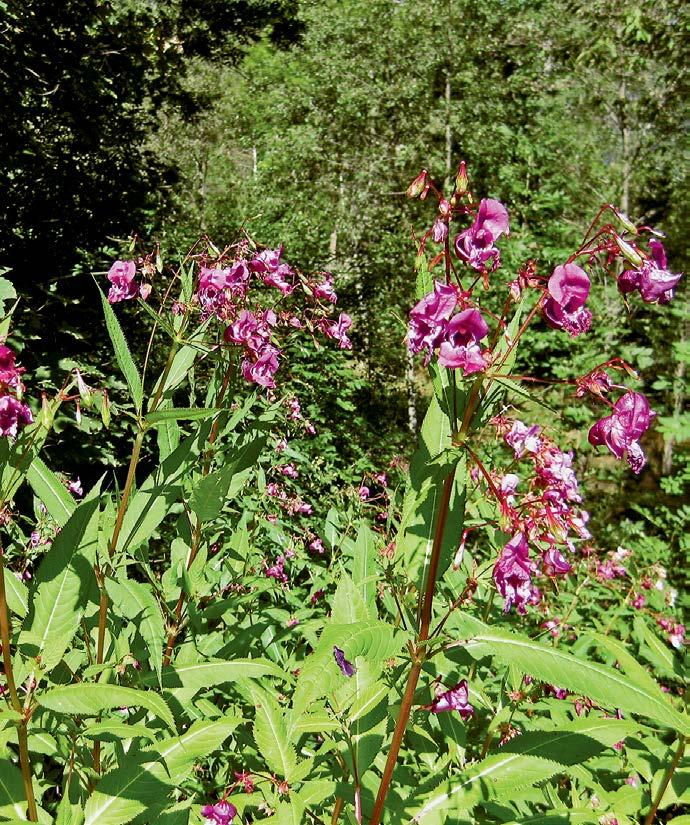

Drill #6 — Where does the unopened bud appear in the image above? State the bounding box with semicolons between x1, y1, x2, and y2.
615;236;643;268
455;161;469;193
40;393;53;430
100;391;111;429
438;198;451;217
406;169;428;198
75;370;93;409
616;210;637;234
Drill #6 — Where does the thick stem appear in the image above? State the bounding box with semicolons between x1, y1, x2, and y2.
644;735;686;825
0;549;38;821
370;472;455;825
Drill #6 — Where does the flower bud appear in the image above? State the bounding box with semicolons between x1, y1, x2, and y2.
616;211;638;234
100;391;111;429
40;393;53;430
614;236;643;267
455;161;469;194
406;169;428;198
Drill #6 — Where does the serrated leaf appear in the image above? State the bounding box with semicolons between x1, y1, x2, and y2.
98;283;143;413
38;684;175;730
0;760;29;820
25;455;76;527
331;573;371;624
20;490;100;672
4;572;28;618
252;687;297;780
107;578;165;686
145;407;219;426
456;615;690;734
82;721;157;742
140;658;288;691
410;753;561;821
352;521;377;617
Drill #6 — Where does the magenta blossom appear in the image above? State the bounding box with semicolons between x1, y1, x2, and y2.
542;546;571;577
312;275;338;303
0;345;25;389
543;263;592;337
454;198;510;272
407;281;457;360
427;679;474;719
494;533;534;614
201;801;237;825
250;246;284;274
322;313;353;350
107;260;138;304
505;420;541;458
618;240;682;304
588;391;654;474
263;263;295;295
0;395;33;438
241;345;280;388
438;307;489;374
333;645;356;677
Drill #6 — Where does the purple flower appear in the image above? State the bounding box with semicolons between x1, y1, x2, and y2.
0;345;25;390
454;198;510;272
68;478;83;497
250;246;284;274
543;263;592;337
0;395;33;438
493;533;534;614
437;308;489;374
505;420;541;458
333;645;356;677
201;801;237;825
241;345;281;388
407;281;458;361
428;679;474;718
107;260;138;304
542;546;571;577
431;217;448;244
588;391;654;474
322;313;353;350
263;263;295;296
312;275;338;303
618;240;682;304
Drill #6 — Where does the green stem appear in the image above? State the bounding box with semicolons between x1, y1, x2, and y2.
644;735;686;825
0;548;38;821
369;470;456;825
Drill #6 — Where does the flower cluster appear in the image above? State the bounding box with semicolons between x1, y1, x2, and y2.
0;344;32;438
489;418;591;613
106;259;152;303
407;282;489;375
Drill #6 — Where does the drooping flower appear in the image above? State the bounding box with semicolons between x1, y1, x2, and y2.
0;395;33;438
505;420;541;458
454;198;510;272
322;313;353;350
427;679;474;719
241;345;281;389
250;246;284;274
407;281;457;360
618;240;682;304
263;263;295;296
438;307;489;374
543;263;592;336
107;260;138;304
588;391;654;474
312;275;338;303
201;800;237;825
358;485;370;501
333;645;356;677
0;345;25;389
542;546;571;577
493;533;534;614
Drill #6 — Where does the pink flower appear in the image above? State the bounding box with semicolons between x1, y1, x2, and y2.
618;240;682;304
454;198;510;272
201;801;237;825
250;246;284;274
374;472;388;487
68;478;83;497
431;217;448;244
542;547;571;577
279;463;299;479
263;264;295;295
107;260;138;304
407;281;457;361
0;395;33;437
265;556;288;584
505;420;541;458
241;345;281;388
312;275;338;303
543;263;592;337
588;391;655;474
322;313;353;350
438;308;489;374
631;593;646;610
494;533;534;614
427;679;474;719
308;537;325;554
0;345;25;389
358;485;370;501
333;645;356;677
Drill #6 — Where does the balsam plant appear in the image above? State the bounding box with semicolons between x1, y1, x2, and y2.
0;164;686;825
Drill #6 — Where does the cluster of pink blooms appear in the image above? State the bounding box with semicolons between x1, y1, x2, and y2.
107;243;352;391
0;344;33;438
201;800;236;825
489;417;592;613
265;481;313;516
657;616;685;649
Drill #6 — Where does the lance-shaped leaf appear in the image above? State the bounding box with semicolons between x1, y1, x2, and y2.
352;521;378;617
98;283;143;414
0;761;29;821
139;658;288;692
38;683;175;730
83;719;237;825
453;614;690;734
20;489;101;672
25;455;76;527
107;578;165;686
252;686;298;780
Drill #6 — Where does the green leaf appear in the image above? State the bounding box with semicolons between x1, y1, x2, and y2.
252;687;297;780
3;572;28;618
38;684;175;730
84;719;238;825
98;283;143;414
456;615;690;734
140;658;288;691
107;578;165;686
352;521;378;616
0;761;28;821
82;721;157;742
25;456;76;527
145;407;219;427
20;490;101;672
410;752;561;821
331;572;371;624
